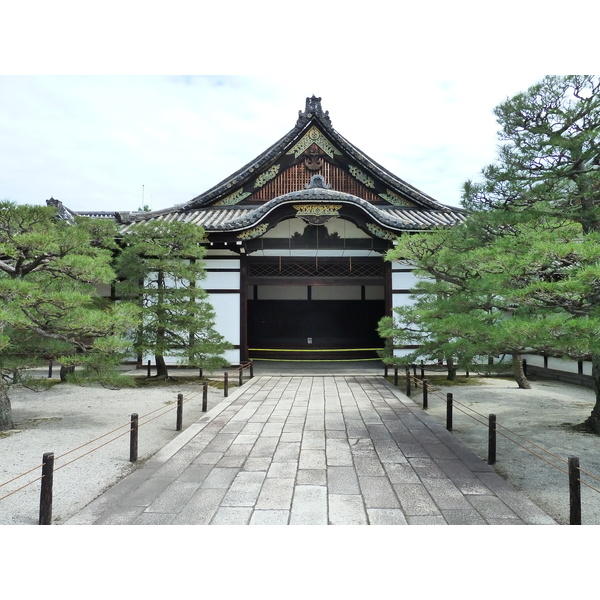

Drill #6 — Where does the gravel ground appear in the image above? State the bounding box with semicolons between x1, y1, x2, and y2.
0;373;227;525
2;371;600;526
419;375;600;525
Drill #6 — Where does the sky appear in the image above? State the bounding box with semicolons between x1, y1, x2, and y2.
2;3;596;215
0;73;553;213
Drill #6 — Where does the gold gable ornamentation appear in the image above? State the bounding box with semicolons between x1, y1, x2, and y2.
366;223;397;240
254;164;281;188
287;126;340;159
215;188;252;206
293;204;342;217
237;223;269;240
294;204;341;226
379;190;415;207
348;165;375;188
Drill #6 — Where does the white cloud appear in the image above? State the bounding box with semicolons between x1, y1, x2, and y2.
1;74;553;212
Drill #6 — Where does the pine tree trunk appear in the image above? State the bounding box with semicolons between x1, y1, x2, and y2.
154;270;169;379
583;353;600;433
512;353;531;389
0;382;14;431
155;354;169;379
60;365;75;382
446;356;457;381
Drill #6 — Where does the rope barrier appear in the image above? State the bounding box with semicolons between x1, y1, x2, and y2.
0;461;45;490
0;475;44;502
401;373;600;505
577;465;600;487
1;363;254;508
0;389;190;502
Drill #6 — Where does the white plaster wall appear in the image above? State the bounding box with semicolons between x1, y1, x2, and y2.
208;293;240;345
222;347;241;365
203;270;240;290
392;270;419;290
392;292;413;309
204;259;240;270
547;356;579;374
522;354;545;368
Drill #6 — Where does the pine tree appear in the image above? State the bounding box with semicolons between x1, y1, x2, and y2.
0;201;139;430
115;220;231;379
461;75;600;431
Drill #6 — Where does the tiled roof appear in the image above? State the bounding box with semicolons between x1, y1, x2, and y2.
68;97;467;235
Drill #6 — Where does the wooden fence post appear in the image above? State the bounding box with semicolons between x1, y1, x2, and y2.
405;369;411;397
238;366;243;387
202;381;208;412
130;413;138;462
176;393;183;431
422;380;428;410
249;361;254;379
488;414;496;465
48;360;53;379
224;372;229;397
569;456;582;525
147;360;151;377
446;393;453;431
39;452;54;525
394;367;398;387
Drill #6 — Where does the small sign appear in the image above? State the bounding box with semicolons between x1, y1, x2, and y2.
307;338;312;344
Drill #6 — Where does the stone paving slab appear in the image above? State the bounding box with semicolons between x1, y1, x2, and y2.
65;375;556;525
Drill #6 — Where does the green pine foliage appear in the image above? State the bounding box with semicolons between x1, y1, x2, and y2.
115;220;231;379
0;201;141;429
381;75;600;430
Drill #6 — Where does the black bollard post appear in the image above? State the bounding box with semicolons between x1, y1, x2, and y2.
39;452;54;525
249;361;254;379
423;380;428;410
569;456;582;525
176;393;183;431
446;392;453;431
130;413;138;462
199;368;203;379
147;360;151;377
224;372;229;397
48;360;53;379
202;381;208;412
394;367;398;387
406;370;411;397
488;414;496;465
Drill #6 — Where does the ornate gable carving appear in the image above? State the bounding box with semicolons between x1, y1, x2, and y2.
287;125;340;159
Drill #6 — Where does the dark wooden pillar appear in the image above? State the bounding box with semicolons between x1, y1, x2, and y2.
239;249;249;362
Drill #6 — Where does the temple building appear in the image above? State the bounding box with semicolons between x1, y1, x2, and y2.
69;96;466;365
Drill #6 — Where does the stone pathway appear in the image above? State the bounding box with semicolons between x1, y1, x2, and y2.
65;375;555;525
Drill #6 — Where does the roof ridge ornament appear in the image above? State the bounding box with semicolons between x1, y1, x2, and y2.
296;95;332;127
46;197;76;222
305;174;331;189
